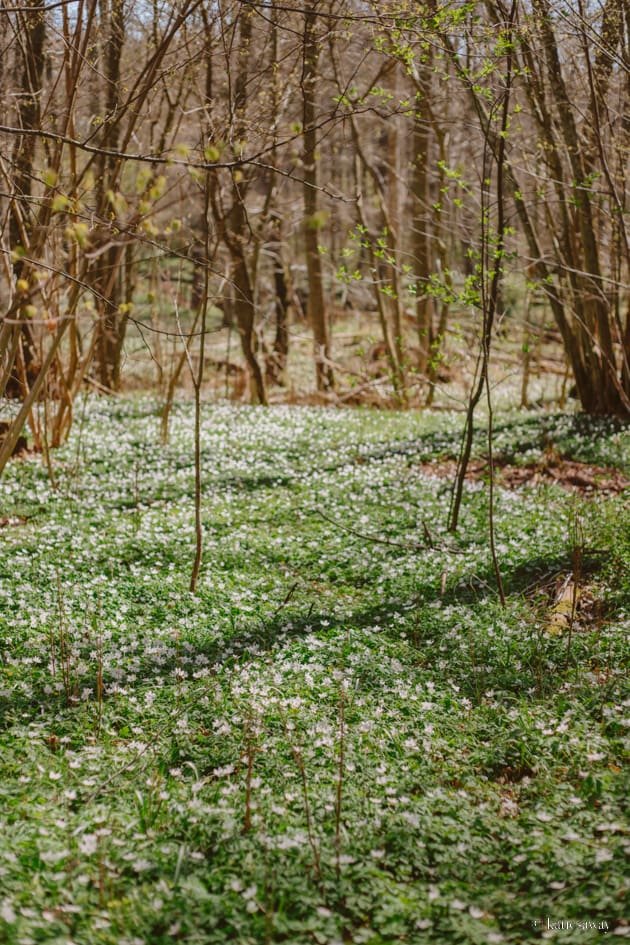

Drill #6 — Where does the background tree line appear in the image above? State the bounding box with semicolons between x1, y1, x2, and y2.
0;0;628;471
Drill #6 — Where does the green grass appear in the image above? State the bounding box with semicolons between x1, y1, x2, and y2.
0;399;628;944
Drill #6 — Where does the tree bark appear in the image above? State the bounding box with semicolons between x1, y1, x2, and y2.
221;7;267;405
92;0;126;390
5;0;47;398
411;66;435;376
303;3;334;392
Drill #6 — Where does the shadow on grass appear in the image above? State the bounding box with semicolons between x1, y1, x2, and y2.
0;541;614;733
116;547;607;699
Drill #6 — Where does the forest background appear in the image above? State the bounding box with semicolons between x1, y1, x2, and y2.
0;0;629;451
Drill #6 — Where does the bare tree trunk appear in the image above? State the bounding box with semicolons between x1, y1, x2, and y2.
352;155;402;396
341;91;404;396
220;7;267;405
303;3;334;392
514;0;629;415
442;2;629;417
261;13;290;387
93;0;126;390
230;231;268;405
267;214;290;385
0;320;71;475
425;125;452;405
411;68;435;377
5;0;47;398
449;1;515;534
384;64;406;383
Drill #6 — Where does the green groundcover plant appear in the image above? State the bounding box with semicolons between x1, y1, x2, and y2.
0;399;628;944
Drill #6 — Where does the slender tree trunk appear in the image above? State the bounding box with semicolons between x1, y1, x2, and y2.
411;67;435;376
353;155;402;396
220;8;267;405
385;64;406;381
230;236;268;405
449;1;515;533
521;0;627;414
303;3;334;391
425;125;452;405
93;0;126;389
343;100;404;395
6;0;47;398
268;214;290;385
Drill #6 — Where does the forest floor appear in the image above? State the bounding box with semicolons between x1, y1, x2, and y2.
0;400;628;944
121;300;571;413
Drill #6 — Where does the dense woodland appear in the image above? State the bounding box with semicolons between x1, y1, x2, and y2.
0;0;629;463
0;3;629;944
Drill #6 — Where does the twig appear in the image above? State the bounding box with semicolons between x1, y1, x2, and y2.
335;671;346;881
313;508;466;555
83;375;120;396
278;708;323;885
271;581;299;620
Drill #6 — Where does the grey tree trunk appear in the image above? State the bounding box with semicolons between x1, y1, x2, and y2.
302;4;334;392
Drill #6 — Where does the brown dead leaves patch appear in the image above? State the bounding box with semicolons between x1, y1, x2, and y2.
418;456;629;496
0;516;27;529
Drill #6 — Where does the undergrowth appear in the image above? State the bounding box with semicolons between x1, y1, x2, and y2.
0;400;628;944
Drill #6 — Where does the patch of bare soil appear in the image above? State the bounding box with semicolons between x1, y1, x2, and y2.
0;421;28;458
418;456;629;495
0;516;27;529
